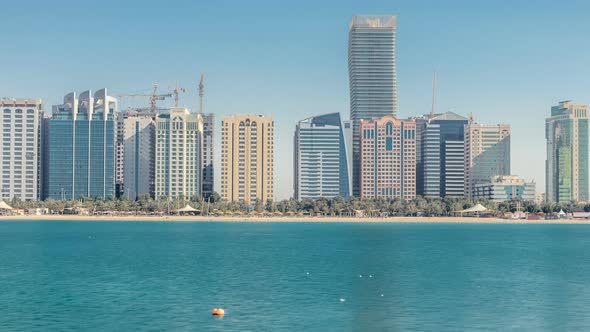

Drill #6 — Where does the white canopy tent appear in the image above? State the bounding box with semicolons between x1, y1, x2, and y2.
457;204;489;216
176;204;199;214
0;200;13;210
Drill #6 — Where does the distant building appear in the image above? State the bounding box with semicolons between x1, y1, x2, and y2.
45;90;117;200
545;101;588;203
115;113;125;197
294;113;352;200
221;115;274;203
473;175;535;202
0;98;43;201
414;116;430;196
118;111;155;200
359;115;416;200
155;108;203;199
534;192;545;205
349;15;398;196
464;120;511;198
202;113;215;199
417;112;468;198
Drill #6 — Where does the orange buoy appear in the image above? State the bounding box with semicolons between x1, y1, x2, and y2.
212;308;225;316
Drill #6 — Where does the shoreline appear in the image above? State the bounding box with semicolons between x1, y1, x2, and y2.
1;215;589;224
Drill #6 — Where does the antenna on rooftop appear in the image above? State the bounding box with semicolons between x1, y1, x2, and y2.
199;74;204;114
430;68;437;118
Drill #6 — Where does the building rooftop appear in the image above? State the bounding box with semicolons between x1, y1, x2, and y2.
432;111;468;122
0;98;42;107
299;113;342;127
350;15;396;29
490;175;533;185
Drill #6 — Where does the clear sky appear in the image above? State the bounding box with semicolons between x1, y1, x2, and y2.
2;0;590;199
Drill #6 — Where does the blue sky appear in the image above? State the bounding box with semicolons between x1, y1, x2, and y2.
2;0;590;199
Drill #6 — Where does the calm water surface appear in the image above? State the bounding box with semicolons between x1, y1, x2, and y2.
0;220;589;331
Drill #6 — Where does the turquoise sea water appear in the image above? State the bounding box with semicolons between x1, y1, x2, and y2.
1;221;589;331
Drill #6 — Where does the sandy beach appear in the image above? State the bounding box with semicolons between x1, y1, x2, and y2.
1;215;589;223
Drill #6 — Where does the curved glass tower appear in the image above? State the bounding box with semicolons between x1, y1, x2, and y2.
294;113;352;200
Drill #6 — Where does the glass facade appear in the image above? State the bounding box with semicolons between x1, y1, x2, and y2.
473;175;536;202
45;90;116;200
349;15;397;196
422;123;440;197
294;113;351;200
464;122;511;198
418;112;468;198
546;101;589;202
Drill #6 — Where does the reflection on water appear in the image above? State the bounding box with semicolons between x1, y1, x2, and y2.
0;221;588;331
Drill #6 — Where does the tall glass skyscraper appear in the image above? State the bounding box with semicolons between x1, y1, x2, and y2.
419;112;468;198
349;15;397;196
45;89;117;200
293;113;352;200
546;101;589;203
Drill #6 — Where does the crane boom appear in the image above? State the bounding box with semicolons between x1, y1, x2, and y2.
114;83;173;114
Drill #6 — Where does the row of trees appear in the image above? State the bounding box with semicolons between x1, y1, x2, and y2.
6;194;590;217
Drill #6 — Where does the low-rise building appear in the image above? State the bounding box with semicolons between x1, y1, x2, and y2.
473;175;535;202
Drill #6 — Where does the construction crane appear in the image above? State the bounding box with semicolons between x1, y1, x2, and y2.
168;81;186;107
123;106;174;115
113;84;173;114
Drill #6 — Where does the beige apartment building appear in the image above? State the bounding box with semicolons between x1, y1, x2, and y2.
221;115;274;203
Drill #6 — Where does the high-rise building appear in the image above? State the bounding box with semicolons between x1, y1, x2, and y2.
117;111;156;200
202;113;215;199
45;89;117;200
420;112;468;198
546;101;589;203
115;113;125;197
414;116;430;196
293;113;352;200
359;115;416;200
473;175;536;202
221;115;274;203
0;98;43;201
155;108;203;200
349;15;397;196
464;120;511;198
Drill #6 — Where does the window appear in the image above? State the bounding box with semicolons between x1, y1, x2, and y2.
386;122;393;135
